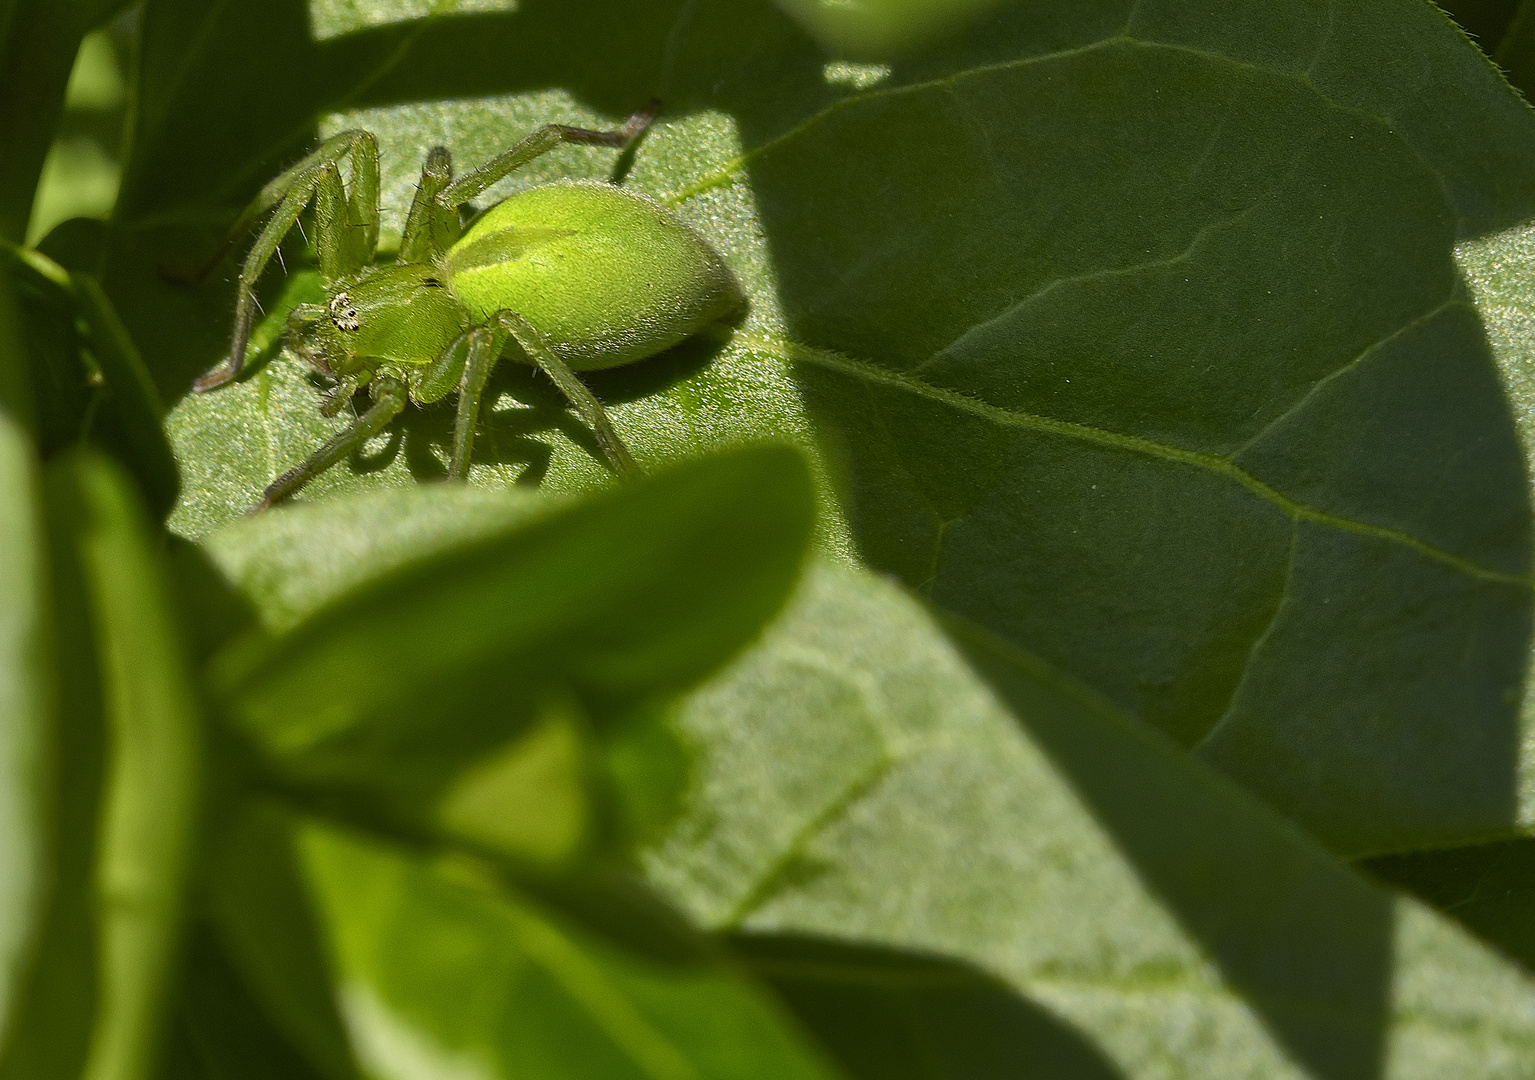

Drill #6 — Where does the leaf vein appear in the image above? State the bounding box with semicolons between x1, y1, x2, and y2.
668;29;1457;232
664;35;1130;203
919;195;1288;372
1193;520;1299;752
742;331;1532;587
721;750;899;930
1231;297;1464;458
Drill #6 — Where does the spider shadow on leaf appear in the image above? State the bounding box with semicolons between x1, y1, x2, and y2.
581;322;733;405
351;324;735;491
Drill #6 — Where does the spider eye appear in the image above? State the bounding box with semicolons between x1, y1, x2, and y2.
328;291;361;332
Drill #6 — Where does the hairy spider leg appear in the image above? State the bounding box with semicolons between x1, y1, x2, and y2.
435;101;659;222
315;145;381;280
254;376;408;510
397;103;659;268
448;310;637;482
399;145;456;265
172;130;379;286
448;322;500;481
192;132;381;392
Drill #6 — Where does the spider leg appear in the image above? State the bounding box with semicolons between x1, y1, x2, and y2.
168;130;379;286
436;100;659;211
459;310;637;479
414;329;470;406
446;324;501;482
400;146;456;263
253;376;407;511
195;151;378;393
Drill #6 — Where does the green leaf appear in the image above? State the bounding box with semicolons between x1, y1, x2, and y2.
110;0;1535;854
433;700;593;868
0;454;108;1080
298;814;844;1080
208;447;810;871
1494;0;1535;94
0;0;122;241
214;446;812;752
44;450;200;1080
210;800;842;1080
205;804;361;1080
3;246;94;457
157;924;329;1080
0;332;49;1051
201;480;550;634
1;248;179;514
68;274;179;519
646;561;1535;1078
1440;0;1523;56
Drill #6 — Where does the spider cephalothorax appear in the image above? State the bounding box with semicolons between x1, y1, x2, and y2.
187;102;741;510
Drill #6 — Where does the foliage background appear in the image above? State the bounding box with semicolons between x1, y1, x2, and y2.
8;0;1535;1078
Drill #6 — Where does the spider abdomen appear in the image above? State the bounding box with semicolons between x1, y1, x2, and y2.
445;180;742;371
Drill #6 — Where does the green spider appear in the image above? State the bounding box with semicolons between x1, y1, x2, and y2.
189;102;742;509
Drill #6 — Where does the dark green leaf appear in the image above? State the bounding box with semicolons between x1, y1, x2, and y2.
0;246;34;428
1494;0;1535;92
3;246;93;457
69;274;179;518
157;924;329;1080
1;248;179;511
1365;838;1535;976
205;803;361;1080
646;561;1535;1077
0;0;126;241
1441;0;1522;55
